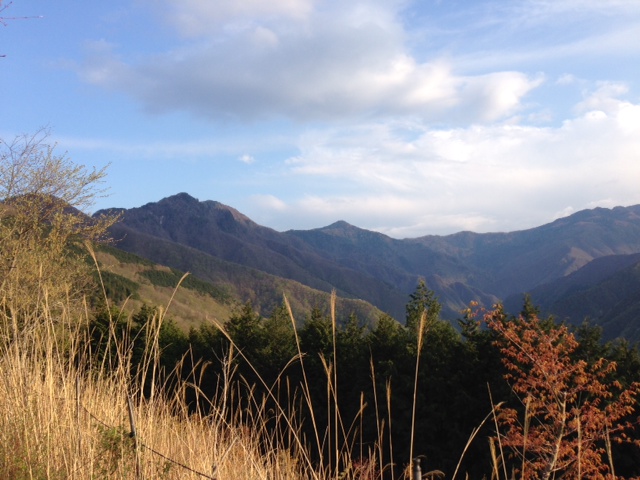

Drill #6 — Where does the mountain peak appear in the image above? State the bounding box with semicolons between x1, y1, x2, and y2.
151;193;254;227
160;192;200;205
324;220;356;230
316;220;393;244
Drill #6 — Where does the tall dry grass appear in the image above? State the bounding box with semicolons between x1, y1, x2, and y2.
0;265;317;479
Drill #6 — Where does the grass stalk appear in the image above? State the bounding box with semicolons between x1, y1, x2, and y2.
209;315;320;479
370;357;386;478
522;395;530;479
386;380;395;480
488;384;508;480
284;294;325;466
331;290;339;479
451;403;504;480
409;310;427;478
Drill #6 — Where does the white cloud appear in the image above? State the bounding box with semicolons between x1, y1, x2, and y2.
556;74;579;86
80;1;541;124
249;194;287;211
252;87;640;236
574;82;629;114
239;154;255;164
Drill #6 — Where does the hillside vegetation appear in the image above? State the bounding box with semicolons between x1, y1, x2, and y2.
93;245;235;330
94;243;386;332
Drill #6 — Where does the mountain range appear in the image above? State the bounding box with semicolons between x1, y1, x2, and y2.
96;193;640;341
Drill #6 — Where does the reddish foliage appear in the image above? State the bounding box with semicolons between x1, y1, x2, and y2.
484;307;640;480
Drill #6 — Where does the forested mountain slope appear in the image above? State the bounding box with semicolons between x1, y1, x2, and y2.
504;253;640;341
97;194;640;330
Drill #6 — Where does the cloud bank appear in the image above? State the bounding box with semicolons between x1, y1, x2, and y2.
81;1;543;124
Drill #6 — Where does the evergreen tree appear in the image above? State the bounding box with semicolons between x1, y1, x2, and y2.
520;293;541;319
405;279;442;352
299;306;333;364
226;302;264;362
368;313;404;380
260;302;297;383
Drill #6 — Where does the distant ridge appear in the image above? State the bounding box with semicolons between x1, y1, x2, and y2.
97;195;640;339
504;253;640;340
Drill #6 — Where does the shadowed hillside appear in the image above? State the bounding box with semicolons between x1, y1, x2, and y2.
504;253;640;341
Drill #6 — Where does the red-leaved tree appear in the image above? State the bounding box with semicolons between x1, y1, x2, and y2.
484;306;640;480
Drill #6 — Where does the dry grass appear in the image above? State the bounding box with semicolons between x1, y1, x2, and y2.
0;277;316;479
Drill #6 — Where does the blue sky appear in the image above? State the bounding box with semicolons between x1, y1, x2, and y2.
2;0;640;237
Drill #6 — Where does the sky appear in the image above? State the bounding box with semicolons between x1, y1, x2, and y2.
2;0;640;238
